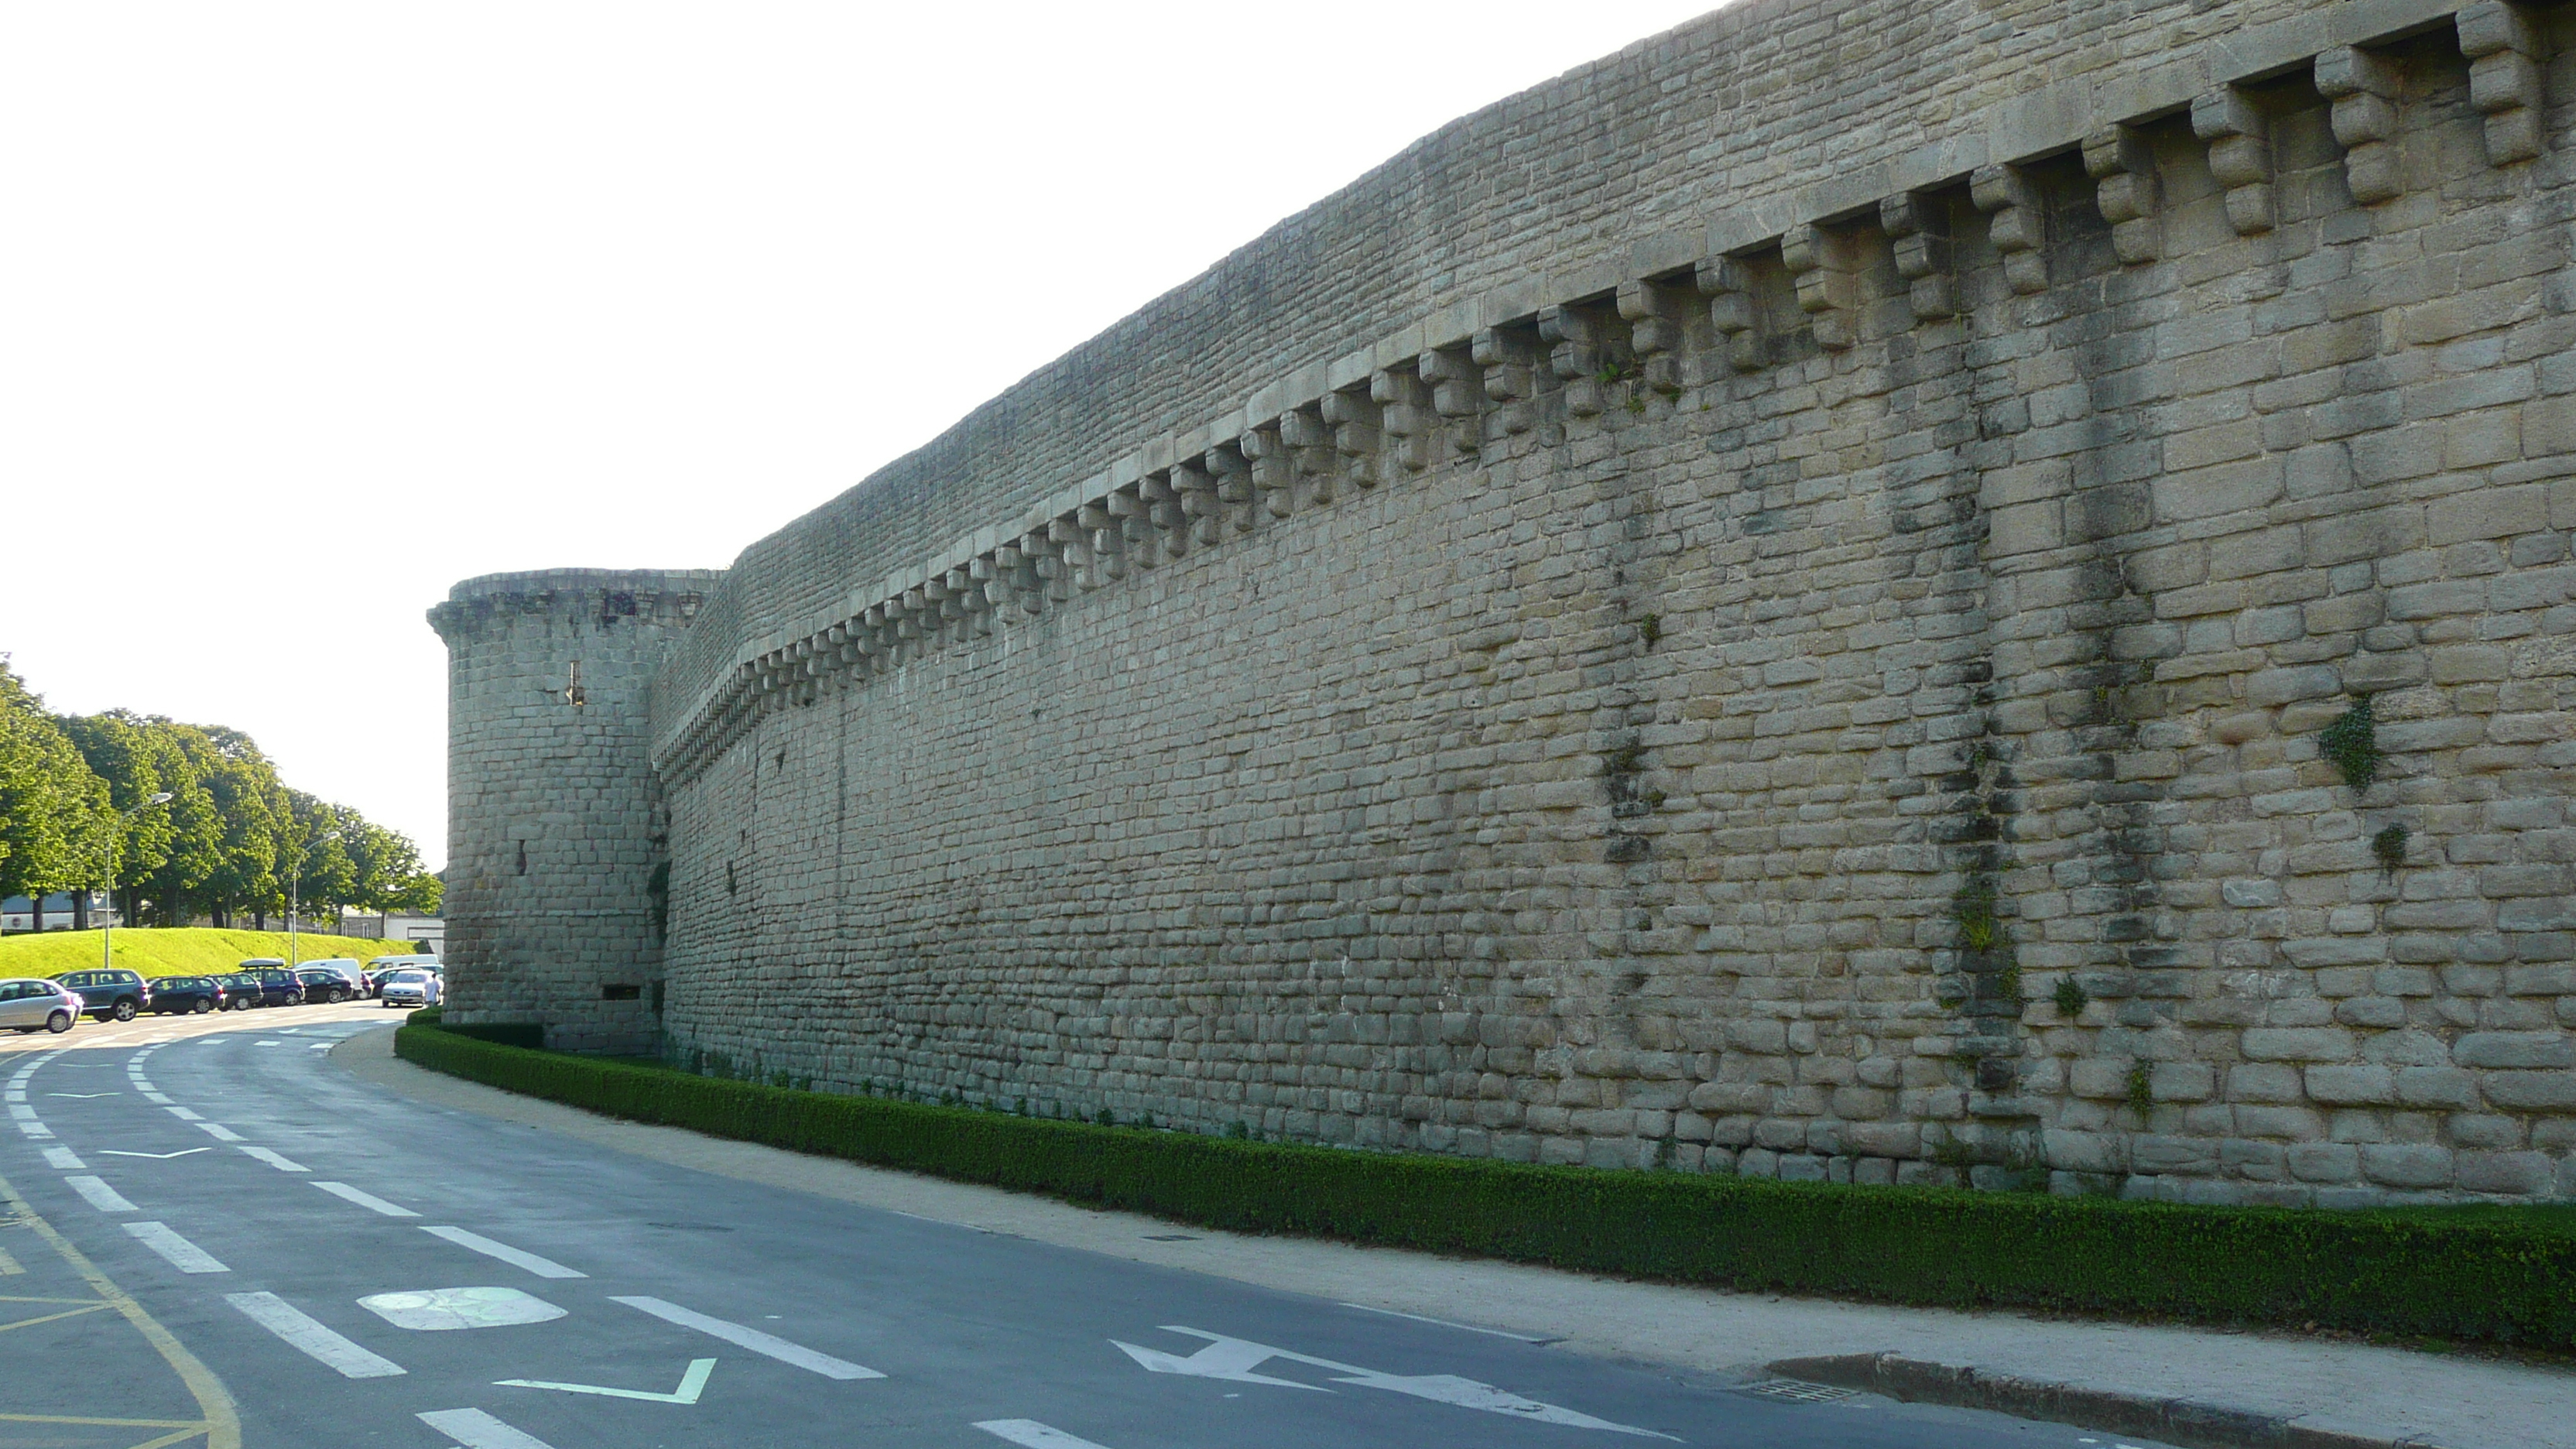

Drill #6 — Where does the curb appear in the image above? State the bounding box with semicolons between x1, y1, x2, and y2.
1766;1353;2453;1449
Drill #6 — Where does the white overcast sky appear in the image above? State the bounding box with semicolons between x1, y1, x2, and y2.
1;2;1725;869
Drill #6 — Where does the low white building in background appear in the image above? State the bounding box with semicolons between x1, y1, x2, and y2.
337;913;444;955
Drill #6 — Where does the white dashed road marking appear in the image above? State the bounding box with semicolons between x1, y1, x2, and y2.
422;1226;587;1279
975;1422;1119;1449
193;1122;244;1142
610;1296;882;1379
40;1146;84;1170
417;1408;558;1449
238;1145;309;1172
64;1176;137;1213
163;1105;204;1121
313;1181;419;1218
227;1291;407;1378
124;1221;228;1273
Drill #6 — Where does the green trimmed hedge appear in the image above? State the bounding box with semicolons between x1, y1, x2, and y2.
394;1024;2576;1348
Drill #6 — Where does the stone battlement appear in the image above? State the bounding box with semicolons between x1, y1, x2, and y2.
445;0;2576;1204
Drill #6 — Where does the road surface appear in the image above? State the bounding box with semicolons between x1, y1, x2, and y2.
1;1009;2177;1448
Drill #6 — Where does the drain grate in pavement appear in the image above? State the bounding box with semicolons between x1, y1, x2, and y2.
1737;1378;1857;1404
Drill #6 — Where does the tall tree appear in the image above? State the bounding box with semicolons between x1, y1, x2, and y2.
0;656;111;917
59;710;183;923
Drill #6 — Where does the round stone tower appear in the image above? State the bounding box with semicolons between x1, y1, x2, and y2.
428;567;721;1053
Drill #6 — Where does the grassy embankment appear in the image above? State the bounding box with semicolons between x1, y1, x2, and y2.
0;927;420;979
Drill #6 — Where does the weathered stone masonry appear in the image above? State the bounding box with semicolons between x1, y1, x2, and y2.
441;0;2576;1204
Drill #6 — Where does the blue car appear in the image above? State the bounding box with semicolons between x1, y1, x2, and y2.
54;968;151;1022
146;976;231;1015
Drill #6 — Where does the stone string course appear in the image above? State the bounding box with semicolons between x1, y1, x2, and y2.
440;0;2576;1204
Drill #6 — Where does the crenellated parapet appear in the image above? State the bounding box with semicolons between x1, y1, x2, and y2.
649;0;2551;790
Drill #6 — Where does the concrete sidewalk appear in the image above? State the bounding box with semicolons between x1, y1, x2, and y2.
332;1030;2572;1449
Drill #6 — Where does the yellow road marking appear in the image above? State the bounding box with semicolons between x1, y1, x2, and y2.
0;1412;207;1427
0;1170;240;1449
0;1300;111;1333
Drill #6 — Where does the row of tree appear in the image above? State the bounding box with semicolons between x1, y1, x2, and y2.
0;655;440;929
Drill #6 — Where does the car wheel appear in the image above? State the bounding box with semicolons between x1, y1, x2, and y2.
192;998;213;1015
331;988;348;1003
46;1011;73;1034
111;999;137;1022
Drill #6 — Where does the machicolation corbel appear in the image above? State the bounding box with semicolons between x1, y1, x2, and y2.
1697;255;1762;372
1877;192;1956;320
2457;0;2544;166
1971;163;2050;295
2081;125;2162;262
1780;222;1859;348
2191;85;2275;235
2314;45;2403;204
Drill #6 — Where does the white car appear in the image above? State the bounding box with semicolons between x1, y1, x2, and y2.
379;969;442;1008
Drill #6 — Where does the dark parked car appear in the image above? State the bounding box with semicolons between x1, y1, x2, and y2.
231;963;307;1008
296;968;359;1004
146;976;229;1014
214;973;266;1009
54;968;151;1021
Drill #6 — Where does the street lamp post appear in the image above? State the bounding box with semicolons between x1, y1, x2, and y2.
289;829;341;968
103;792;174;973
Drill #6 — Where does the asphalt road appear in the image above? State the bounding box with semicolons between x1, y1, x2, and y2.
1;1009;2179;1449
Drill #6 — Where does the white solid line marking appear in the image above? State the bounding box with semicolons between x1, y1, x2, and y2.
194;1122;244;1142
124;1221;228;1273
41;1146;84;1170
423;1226;586;1279
417;1408;557;1449
164;1105;203;1121
65;1176;138;1214
609;1296;882;1379
975;1421;1118;1449
1339;1302;1560;1343
238;1145;309;1173
227;1291;406;1378
314;1182;419;1218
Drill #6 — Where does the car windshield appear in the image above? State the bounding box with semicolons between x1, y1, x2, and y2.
391;971;428;983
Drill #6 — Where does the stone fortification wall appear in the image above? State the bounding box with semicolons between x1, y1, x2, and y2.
431;570;719;1053
449;0;2576;1204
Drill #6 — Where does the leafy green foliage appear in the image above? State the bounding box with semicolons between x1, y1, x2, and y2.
0;926;419;977
2052;976;2089;1018
2320;696;2381;791
396;1026;2576;1349
2372;823;2410;874
0;656;111;903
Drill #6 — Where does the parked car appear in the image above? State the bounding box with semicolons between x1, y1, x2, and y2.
214;972;266;1009
366;955;440;997
145;975;229;1014
232;961;307;1008
0;978;80;1033
300;958;366;995
53;968;152;1021
296;968;360;1004
378;968;442;1009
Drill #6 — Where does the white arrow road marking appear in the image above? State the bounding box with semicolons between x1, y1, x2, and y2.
65;1176;137;1214
227;1291;406;1378
1115;1328;1678;1439
101;1148;211;1160
313;1181;419;1218
1110;1332;1327;1389
237;1145;308;1173
123;1221;228;1273
417;1408;557;1449
193;1122;244;1142
423;1226;586;1279
610;1296;883;1379
497;1358;715;1403
40;1147;84;1170
975;1420;1121;1449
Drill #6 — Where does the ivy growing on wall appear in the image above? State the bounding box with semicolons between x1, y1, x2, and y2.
2320;695;2381;790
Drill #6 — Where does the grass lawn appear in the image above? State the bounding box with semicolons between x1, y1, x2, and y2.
0;927;423;979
